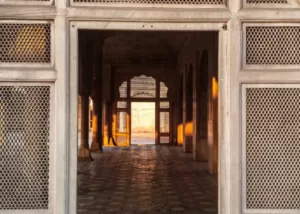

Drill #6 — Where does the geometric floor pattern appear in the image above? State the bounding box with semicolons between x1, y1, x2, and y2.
77;145;218;214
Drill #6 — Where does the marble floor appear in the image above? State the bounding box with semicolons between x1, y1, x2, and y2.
77;145;218;214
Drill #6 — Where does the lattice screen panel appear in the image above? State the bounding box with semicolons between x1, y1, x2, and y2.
0;23;51;63
0;86;50;210
119;81;127;98
246;0;286;3
160;112;170;133
160;82;168;98
116;112;127;132
5;0;51;2
73;0;224;4
117;101;127;108
131;75;156;98
160;102;169;109
246;26;300;65
246;87;300;209
160;136;169;144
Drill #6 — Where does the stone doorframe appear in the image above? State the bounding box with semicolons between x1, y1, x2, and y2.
68;21;231;214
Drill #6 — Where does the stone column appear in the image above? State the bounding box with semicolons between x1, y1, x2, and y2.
193;50;209;161
78;31;93;160
90;96;101;151
207;39;218;174
90;43;103;152
184;65;193;153
78;93;92;160
193;58;200;160
90;94;103;151
211;36;219;174
182;65;187;152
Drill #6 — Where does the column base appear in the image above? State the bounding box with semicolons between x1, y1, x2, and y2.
193;139;209;161
90;141;102;152
183;136;193;153
78;147;93;161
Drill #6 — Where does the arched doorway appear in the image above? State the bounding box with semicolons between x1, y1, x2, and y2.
113;75;171;146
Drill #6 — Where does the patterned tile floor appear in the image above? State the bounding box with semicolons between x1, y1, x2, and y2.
77;145;218;214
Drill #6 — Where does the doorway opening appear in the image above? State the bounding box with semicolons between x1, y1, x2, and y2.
131;102;155;145
75;28;220;214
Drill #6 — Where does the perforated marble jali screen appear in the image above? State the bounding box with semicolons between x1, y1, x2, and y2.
246;87;300;209
73;0;224;4
0;23;51;63
246;26;300;65
0;86;51;210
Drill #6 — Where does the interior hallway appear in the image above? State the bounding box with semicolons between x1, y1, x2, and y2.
77;146;217;214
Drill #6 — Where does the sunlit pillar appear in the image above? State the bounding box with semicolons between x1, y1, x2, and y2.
208;68;218;174
193;51;209;161
78;31;93;160
212;77;218;174
78;94;92;160
193;60;201;161
90;41;103;152
207;37;219;174
184;65;193;153
90;97;100;151
182;65;188;152
90;96;103;152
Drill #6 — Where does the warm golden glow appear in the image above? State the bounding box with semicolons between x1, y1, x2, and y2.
126;113;130;145
103;125;109;146
112;114;116;144
131;102;155;132
9;26;47;59
185;122;193;136
177;124;183;145
113;112;130;146
131;102;155;145
92;116;97;132
212;77;218;100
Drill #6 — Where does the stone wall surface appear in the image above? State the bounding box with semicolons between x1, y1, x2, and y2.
1;0;300;213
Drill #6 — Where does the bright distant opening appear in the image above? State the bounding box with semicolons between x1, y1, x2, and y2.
131;102;155;145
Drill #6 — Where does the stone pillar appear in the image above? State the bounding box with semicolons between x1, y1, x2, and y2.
102;64;111;146
207;40;218;174
193;57;200;161
90;44;103;152
208;76;218;174
184;65;193;153
90;59;103;152
182;66;186;151
78;31;93;160
182;65;188;152
211;37;219;174
78;94;92;160
155;77;159;145
90;97;101;151
90;94;103;151
193;50;209;161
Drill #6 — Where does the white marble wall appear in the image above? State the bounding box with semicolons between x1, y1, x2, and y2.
1;0;300;213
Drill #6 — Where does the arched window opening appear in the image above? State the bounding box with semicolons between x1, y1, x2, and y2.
160;82;168;98
130;75;156;98
115;74;171;146
119;81;127;98
118;75;169;99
